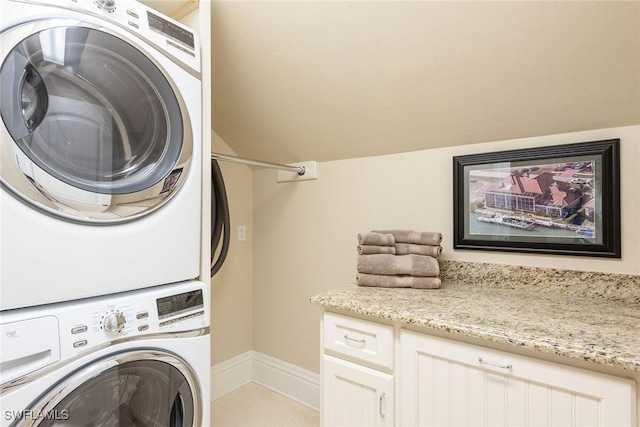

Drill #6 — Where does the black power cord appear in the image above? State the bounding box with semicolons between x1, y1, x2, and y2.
210;159;230;277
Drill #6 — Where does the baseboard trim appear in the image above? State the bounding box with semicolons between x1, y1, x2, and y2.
210;351;253;401
252;351;320;411
211;351;320;411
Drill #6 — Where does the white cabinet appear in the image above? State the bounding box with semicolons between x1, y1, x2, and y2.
322;313;394;426
320;312;636;426
399;330;636;427
323;355;393;427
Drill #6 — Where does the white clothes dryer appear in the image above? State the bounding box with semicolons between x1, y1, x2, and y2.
0;280;210;427
0;0;203;310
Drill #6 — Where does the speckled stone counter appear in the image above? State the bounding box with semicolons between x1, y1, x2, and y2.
310;261;640;372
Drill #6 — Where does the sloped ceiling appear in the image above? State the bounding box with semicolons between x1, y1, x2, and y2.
211;1;639;164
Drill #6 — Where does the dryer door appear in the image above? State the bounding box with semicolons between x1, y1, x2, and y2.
0;23;192;223
17;351;201;427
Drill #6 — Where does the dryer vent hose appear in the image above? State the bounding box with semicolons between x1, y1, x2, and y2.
211;159;230;277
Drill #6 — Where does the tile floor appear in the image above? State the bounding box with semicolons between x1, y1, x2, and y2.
211;382;320;426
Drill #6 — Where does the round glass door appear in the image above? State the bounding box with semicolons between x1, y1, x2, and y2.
20;352;200;427
0;23;193;222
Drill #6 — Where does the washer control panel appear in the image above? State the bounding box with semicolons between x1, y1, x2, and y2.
0;281;208;363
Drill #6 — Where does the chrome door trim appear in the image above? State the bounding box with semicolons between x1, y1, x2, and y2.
0;20;194;224
10;349;203;427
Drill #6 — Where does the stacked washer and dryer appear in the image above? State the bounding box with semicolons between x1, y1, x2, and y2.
0;0;211;425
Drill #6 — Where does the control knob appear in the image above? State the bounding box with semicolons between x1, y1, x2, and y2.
102;311;126;333
94;0;116;12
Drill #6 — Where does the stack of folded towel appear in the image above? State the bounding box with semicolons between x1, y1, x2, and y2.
356;230;443;289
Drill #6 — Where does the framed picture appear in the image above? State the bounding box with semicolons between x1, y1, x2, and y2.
453;139;620;258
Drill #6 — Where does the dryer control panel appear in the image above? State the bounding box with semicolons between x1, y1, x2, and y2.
1;0;200;72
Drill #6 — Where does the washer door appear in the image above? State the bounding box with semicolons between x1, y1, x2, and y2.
15;351;201;427
0;22;192;223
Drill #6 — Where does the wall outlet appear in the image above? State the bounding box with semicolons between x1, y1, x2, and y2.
237;225;246;241
277;161;318;183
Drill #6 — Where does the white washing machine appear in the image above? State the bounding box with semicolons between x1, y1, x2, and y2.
0;280;210;427
0;0;203;310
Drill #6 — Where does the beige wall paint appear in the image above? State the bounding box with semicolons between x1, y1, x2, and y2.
252;126;640;373
210;132;254;365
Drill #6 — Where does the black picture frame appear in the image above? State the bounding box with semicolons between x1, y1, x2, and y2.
453;139;620;258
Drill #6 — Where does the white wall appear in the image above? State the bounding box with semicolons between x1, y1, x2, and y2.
252;126;640;373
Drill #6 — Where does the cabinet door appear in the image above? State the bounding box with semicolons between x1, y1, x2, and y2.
399;331;635;427
323;355;393;427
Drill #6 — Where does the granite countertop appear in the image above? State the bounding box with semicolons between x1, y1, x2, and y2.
310;274;640;372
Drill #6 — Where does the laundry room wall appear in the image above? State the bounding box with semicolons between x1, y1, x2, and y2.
252;125;640;374
210;132;254;365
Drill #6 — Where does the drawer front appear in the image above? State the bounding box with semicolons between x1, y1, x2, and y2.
323;312;393;369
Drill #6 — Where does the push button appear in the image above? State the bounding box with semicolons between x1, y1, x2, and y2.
71;325;88;334
73;340;88;348
136;312;149;320
138;324;149;332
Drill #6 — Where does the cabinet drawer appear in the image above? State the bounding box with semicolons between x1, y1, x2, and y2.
323;312;393;369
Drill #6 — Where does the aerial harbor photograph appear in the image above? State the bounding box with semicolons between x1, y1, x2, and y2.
468;160;597;240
